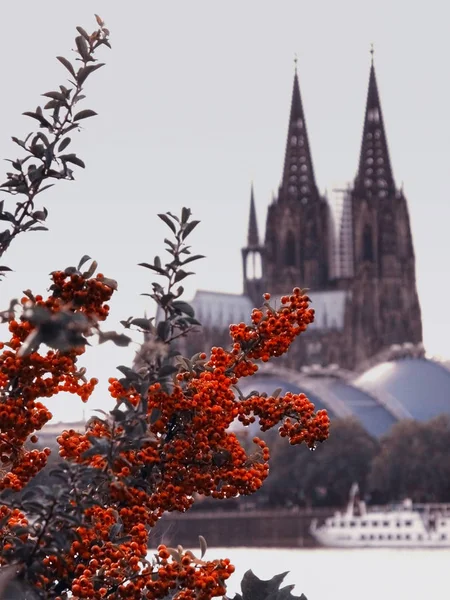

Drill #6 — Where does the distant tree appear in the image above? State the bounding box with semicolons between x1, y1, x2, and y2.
263;418;379;508
369;415;450;503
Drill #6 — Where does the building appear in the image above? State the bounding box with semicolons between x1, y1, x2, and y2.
188;54;422;374
138;55;450;439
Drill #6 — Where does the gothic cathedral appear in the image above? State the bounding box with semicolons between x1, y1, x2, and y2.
241;57;422;371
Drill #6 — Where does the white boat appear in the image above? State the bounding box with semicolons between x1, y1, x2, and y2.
310;483;450;548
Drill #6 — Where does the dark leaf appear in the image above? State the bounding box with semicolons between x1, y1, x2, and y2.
181;220;200;240
130;318;152;331
181;207;191;223
76;26;91;41
73;109;98;121
138;262;166;275
158;365;178;378
158;213;177;234
98;331;131;347
157;320;171;342
150;408;162;424
60;153;85;168
75;35;90;62
57;56;76;78
42;91;66;102
77;63;105;85
174;270;194;283
58;137;72;152
77;254;92;270
22;112;52;128
172;301;195;317
181;254;205;265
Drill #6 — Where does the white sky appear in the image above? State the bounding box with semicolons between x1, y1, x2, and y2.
0;1;449;423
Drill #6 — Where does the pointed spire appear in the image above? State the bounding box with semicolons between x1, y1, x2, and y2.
247;183;260;247
355;51;395;194
280;63;317;201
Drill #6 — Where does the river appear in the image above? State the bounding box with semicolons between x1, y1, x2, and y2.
202;547;449;600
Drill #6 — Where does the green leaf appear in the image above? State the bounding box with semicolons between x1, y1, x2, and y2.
57;56;76;78
158;213;177;234
73;109;98;121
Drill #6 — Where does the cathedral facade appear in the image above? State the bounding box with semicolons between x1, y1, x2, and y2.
190;57;423;372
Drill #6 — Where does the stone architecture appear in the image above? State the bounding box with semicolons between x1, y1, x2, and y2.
190;54;422;372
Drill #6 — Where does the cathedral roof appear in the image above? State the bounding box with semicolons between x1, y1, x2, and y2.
305;290;350;331
235;368;396;438
191;290;254;330
353;358;450;423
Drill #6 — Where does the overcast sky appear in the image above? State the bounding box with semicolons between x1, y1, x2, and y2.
0;1;448;422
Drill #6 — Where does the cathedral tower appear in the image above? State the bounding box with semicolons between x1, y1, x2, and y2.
242;184;264;305
350;51;422;364
262;66;330;294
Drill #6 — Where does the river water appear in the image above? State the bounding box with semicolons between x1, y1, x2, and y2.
203;547;449;600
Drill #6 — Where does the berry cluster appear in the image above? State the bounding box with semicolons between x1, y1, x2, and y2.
0;270;115;490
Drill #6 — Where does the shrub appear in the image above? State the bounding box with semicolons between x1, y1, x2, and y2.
0;17;329;600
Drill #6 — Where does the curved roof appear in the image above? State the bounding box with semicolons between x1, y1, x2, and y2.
353;358;450;423
236;365;396;438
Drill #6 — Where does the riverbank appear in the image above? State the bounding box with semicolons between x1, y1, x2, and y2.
149;507;334;548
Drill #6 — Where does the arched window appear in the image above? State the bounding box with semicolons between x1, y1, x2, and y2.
284;231;296;266
363;225;374;262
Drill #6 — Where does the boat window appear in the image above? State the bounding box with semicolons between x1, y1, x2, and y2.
405;521;412;526
405;534;411;540
441;522;446;527
349;521;356;527
418;535;422;541
379;535;384;540
382;521;389;527
372;521;378;527
387;535;392;540
361;535;366;540
396;535;402;540
361;521;367;527
330;522;335;527
441;534;447;540
396;522;401;527
340;521;346;527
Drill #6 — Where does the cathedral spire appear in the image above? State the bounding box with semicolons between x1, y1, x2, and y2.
280;65;317;201
355;52;395;194
247;183;260;247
